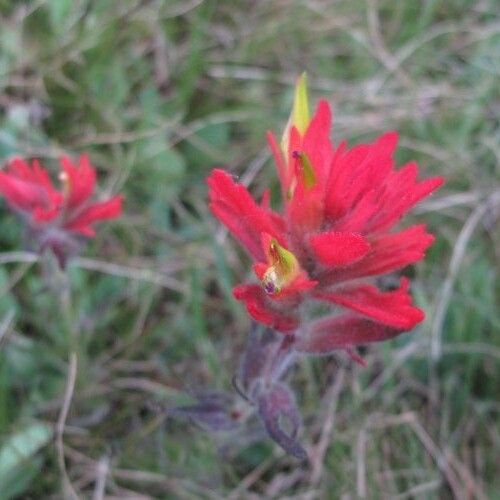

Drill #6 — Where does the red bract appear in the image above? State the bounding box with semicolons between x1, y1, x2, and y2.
208;74;443;355
0;155;122;264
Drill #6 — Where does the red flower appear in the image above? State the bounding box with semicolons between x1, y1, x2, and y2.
0;155;122;264
208;74;443;354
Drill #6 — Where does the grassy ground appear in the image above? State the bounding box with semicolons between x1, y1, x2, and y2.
0;0;499;498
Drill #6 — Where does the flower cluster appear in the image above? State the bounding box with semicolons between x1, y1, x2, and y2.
0;155;122;265
208;74;443;357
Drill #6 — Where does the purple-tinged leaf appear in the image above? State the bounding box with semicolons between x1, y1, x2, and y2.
27;226;82;268
239;325;280;395
169;392;242;432
345;346;367;367
257;383;307;461
296;314;404;354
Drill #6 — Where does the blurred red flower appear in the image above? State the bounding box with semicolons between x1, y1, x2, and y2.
0;154;122;264
208;74;443;355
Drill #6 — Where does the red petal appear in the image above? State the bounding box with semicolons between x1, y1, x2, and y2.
18;159;60;197
61;155;96;209
286;126;303;170
0;172;45;211
9;158;58;194
333;188;379;233
281;111;334;234
8;158;33;179
296;314;406;353
342;132;398;207
0;158;62;213
260;189;271;209
301;100;334;183
322;224;435;283
207;169;285;261
233;284;298;332
267;131;289;196
361;225;434;276
325;132;398;222
287;183;324;232
325;143;371;220
32;206;59;222
310;231;370;266
314;277;424;329
375;131;399;154
282;273;317;297
286;126;326;231
365;162;444;232
253;262;268;280
64;195;122;235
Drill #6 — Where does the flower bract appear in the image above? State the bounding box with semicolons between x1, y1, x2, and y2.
0;155;123;265
208;74;443;354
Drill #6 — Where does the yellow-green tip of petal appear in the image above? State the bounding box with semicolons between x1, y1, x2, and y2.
261;237;300;295
294;151;316;189
292;72;310;136
281;72;311;157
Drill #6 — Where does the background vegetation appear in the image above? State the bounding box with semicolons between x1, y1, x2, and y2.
0;0;498;498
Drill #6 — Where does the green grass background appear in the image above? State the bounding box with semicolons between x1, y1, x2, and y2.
0;0;499;498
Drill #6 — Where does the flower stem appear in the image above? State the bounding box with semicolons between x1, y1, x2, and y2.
265;333;297;384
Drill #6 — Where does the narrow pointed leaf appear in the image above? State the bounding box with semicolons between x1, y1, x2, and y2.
257;383;307;460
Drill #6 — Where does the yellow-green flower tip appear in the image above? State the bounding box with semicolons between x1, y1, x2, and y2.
281;72;311;157
292;72;310;136
294;151;316;189
261;237;300;295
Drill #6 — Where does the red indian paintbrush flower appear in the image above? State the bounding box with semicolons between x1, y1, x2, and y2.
208;74;443;356
0;154;122;265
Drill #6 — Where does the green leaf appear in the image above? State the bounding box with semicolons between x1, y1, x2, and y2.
0;421;53;499
48;0;74;30
0;421;53;477
182;122;230;169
